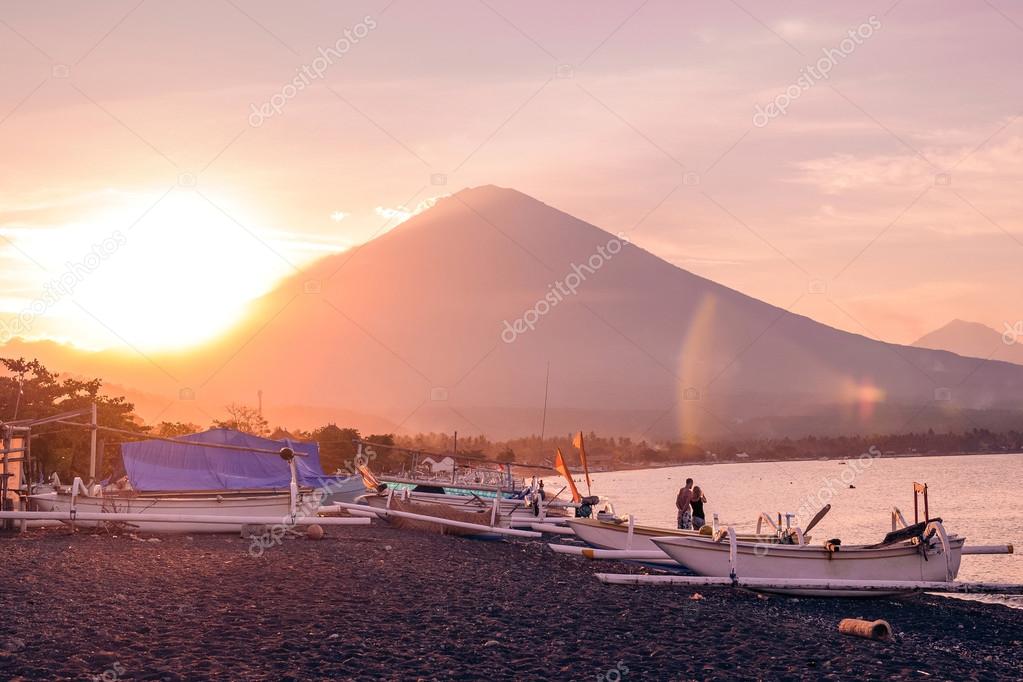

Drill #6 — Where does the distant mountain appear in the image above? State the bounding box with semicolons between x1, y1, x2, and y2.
6;186;1023;439
913;319;1023;366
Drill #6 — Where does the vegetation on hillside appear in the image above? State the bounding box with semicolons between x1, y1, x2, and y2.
3;357;1022;480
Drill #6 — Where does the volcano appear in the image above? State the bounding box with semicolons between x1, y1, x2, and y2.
7;185;1023;438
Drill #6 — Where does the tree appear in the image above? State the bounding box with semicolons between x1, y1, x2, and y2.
364;433;400;471
310;424;361;474
154;421;201;437
0;357;141;480
212;403;269;436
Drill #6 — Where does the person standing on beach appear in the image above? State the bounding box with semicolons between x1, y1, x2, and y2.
676;478;694;529
690;485;707;530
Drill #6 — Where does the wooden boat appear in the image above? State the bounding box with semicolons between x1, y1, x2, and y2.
317;475;370;505
592;485;1016;597
29;487;304;533
352;439;596;527
565;517;789;567
356;486;572;535
20;427;357;534
651;522;965;597
365;486;574;523
568;517;777;548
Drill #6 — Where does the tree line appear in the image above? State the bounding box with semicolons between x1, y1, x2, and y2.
3;357;1021;480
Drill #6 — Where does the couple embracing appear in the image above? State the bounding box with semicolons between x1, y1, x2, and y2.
675;478;708;530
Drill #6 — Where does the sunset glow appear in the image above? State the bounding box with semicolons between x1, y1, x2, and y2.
1;2;1021;355
3;7;1022;679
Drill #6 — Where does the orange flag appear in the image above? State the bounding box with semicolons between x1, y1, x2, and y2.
554;447;582;503
358;464;381;491
573;431;592;495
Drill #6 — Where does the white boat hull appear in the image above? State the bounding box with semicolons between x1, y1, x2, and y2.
319;476;371;506
652;535;965;596
373;488;573;523
566;519;779;568
29;491;298;533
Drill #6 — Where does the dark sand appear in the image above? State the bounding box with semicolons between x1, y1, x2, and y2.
1;525;1021;681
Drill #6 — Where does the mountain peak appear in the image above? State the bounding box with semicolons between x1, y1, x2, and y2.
945;319;993;331
915;319;998;345
452;184;518;198
912;319;1023;366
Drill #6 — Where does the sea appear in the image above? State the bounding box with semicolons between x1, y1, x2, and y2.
548;453;1023;608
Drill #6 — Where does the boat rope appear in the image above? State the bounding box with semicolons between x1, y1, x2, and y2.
351;438;557;472
50;421;307;457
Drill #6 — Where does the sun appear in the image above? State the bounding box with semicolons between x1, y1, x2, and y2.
71;189;296;352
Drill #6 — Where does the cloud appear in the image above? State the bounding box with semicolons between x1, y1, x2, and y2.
789;132;1023;194
373;196;446;226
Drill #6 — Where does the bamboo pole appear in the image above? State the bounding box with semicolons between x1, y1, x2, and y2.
1;427;9;532
548;544;668;561
0;511;371;526
318;502;542;538
53;421;308;457
531;523;574;534
962;544;1014;555
594;573;1023;594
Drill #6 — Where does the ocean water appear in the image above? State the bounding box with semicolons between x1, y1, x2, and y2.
548;453;1023;607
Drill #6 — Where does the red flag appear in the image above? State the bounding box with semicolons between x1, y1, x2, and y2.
573;431;592;495
554;447;582;503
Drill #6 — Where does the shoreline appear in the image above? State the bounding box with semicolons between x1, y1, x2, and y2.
593;450;1023;474
2;526;1022;681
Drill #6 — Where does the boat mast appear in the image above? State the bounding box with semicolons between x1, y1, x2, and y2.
540;361;550;440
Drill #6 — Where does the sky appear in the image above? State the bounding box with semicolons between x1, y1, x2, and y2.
1;0;1021;352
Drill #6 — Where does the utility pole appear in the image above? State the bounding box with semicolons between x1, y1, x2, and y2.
88;402;98;482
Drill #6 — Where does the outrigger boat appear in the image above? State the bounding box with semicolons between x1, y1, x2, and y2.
597;483;1018;598
30;483;302;534
349;438;612;538
357;486;575;528
651;522;965;597
352;439;603;527
559;515;793;567
4;419;368;534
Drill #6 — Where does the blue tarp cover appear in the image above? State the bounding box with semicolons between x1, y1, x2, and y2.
121;428;337;491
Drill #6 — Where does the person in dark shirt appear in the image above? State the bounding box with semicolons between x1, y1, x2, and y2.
675;478;694;529
690;485;707;530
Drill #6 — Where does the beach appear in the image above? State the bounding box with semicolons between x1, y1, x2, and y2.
1;526;1021;681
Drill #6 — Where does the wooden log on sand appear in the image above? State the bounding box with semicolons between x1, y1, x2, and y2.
839;618;893;641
